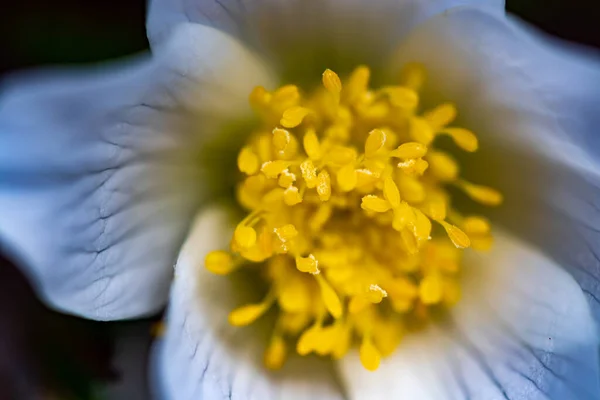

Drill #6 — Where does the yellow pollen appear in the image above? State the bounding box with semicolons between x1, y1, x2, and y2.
296;254;320;274
272;128;292;151
205;65;501;371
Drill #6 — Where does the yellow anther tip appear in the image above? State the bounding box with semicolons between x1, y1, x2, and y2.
390;142;428;159
249;86;271;108
419;275;443;304
316;170;331;202
228;303;266;326
440;221;470;249
367;284;388;303
264;336;287;370
361;195;391;213
261;160;290;179
296;254;319;274
322;69;342;94
303;129;322;160
237;147;259;175
461;182;503;206
281;106;310;128
360;337;381;371
234;226;257;249
205;251;234;275
365;129;387;157
283;186;302;206
272;128;291;151
383;177;401;208
316;274;342;318
463;216;491;234
444;128;479;152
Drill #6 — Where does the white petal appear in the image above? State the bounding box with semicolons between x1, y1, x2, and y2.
153;206;343;400
147;0;505;79
0;24;272;320
339;231;599;400
389;7;600;324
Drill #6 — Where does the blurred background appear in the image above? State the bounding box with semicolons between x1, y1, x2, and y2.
0;0;599;399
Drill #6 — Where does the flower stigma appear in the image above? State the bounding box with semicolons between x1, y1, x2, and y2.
205;64;502;371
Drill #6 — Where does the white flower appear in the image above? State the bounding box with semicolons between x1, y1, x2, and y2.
1;1;600;399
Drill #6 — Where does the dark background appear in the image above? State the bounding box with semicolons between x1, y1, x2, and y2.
0;0;599;399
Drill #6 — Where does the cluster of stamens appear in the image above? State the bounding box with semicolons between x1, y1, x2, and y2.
204;64;501;371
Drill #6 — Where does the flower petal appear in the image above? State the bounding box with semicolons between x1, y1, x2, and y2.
147;0;505;79
152;205;343;400
389;7;600;326
0;23;272;320
339;231;600;399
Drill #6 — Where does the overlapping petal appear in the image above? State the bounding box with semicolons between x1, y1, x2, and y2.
154;206;344;400
389;7;600;324
0;24;272;320
339;232;600;400
147;0;505;81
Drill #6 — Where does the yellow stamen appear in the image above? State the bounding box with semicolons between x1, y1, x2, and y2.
400;62;426;91
364;129;387;158
439;220;471;249
458;180;503;206
272;128;291;152
237;147;260;175
361;195;391;213
383;177;401;208
207;65;500;372
322;69;342;95
441;127;479;152
261;160;290;179
234;226;257;249
463;216;491;234
337;164;358;192
264;335;287;370
283;186;302;206
382;86;419;109
360;335;381;371
424;103;457;129
303;129;322;160
316;170;331;201
315;274;343;319
228;292;275;326
300;159;318;188
410;117;435;145
278;170;296;188
419;274;444;304
296;254;320;274
390;142;428;159
427;151;459;181
296;323;321;356
205;251;237;275
280;106;311;128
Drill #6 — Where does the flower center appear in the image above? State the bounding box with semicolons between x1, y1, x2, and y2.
205;64;501;371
